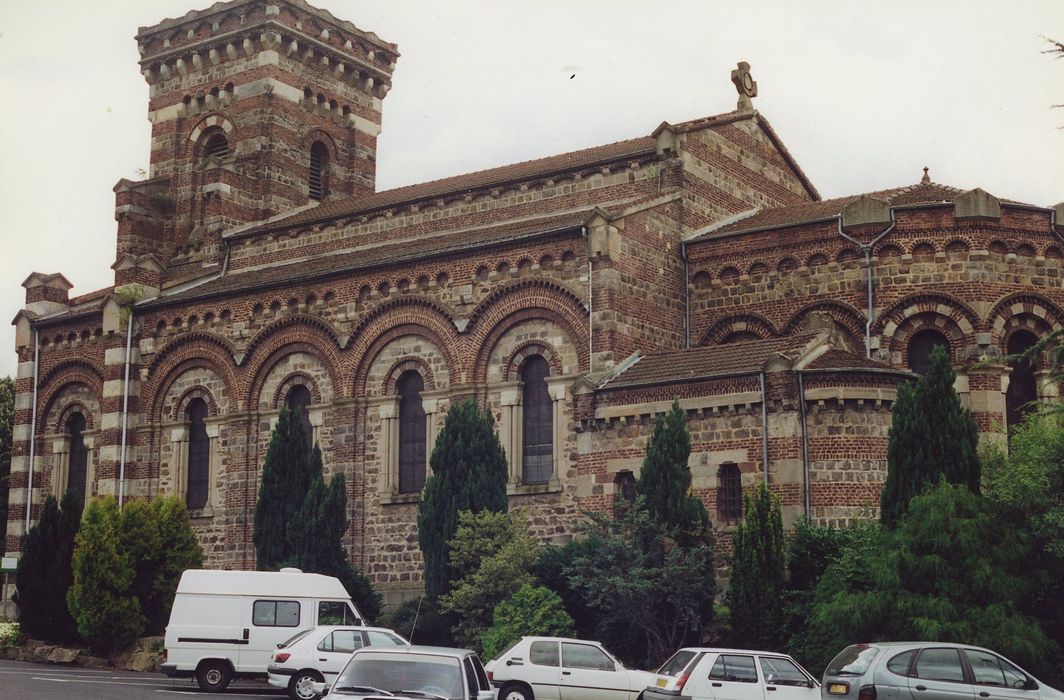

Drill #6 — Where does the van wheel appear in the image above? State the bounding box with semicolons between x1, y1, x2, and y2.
500;684;533;700
289;670;325;700
195;660;232;692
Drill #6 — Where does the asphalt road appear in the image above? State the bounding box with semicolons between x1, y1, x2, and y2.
0;659;287;700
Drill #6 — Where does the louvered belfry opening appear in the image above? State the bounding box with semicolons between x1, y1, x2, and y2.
204;131;229;161
309;141;328;201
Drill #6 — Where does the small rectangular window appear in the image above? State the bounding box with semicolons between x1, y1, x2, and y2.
253;600;300;627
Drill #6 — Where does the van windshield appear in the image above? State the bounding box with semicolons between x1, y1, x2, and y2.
319;600;362;626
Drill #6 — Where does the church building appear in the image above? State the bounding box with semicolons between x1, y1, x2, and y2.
7;0;1062;605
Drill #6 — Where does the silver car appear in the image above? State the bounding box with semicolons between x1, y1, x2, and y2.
822;642;1063;700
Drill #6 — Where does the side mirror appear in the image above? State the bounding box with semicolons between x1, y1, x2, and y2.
1024;679;1039;691
311;681;330;697
808;680;816;688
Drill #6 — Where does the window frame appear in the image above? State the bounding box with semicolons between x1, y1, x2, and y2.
913;647;967;684
186;398;210;510
520;355;554;485
717;462;742;522
396;371;428;494
252;600;301;628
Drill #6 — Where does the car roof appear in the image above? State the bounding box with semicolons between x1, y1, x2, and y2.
351;645;476;658
307;625;403;634
520;636;604;644
671;647;800;657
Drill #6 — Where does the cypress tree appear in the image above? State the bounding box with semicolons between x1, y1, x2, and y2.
149;496;204;633
0;376;13;545
881;345;980;528
254;408;317;569
727;483;786;649
637;401;709;537
417;399;508;601
14;488;82;642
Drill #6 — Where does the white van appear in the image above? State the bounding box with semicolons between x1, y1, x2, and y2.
162;568;362;692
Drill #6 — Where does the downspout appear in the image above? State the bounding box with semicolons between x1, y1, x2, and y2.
836;211;896;358
221;236;232;276
583;225;592;369
681;240;690;349
24;330;40;534
118;308;134;508
759;370;769;487
797;370;810;518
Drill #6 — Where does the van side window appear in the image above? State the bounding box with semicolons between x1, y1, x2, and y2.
319;600;362;626
253;600;300;627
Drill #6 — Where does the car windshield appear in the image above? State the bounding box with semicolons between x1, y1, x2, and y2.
278;628;314;648
334;652;464;700
826;646;881;676
658;650;698;676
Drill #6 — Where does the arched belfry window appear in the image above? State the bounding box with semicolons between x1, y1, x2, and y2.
186;399;210;510
309;141;328;201
1006;330;1039;433
286;385;313;450
907;329;949;376
66;413;88;501
203;130;229;161
521;355;553;484
397;371;427;493
717;462;741;522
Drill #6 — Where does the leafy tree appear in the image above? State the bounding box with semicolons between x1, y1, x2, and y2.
149;496;204;633
117;499;162;630
480;583;575;659
805;483;1057;677
533;539;600;640
438;509;540;649
254;408;317;570
727;483;786;650
637;401;709;538
982;414;1064;684
0;376;13;545
68;497;145;655
417;400;508;601
881;345;979;527
14;489;82;642
566;506;715;667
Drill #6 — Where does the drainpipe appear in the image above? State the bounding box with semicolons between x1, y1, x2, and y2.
118;308;134;507
836;211;895;358
759;370;769;487
797;370;811;518
583;225;592;369
681;240;690;349
24;330;41;534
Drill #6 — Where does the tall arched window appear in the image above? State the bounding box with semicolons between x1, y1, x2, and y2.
717;462;741;522
397;372;427;493
521;355;553;484
907;329;949;376
66;413;88;501
186;399;210;510
309;141;328;201
1006;330;1039;433
613;471;637;519
286;385;314;450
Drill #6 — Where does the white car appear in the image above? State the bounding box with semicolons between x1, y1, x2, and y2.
266;625;409;700
485;636;658;700
319;646;495;700
643;647;819;700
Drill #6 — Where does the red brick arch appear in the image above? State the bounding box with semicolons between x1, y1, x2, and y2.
783;301;865;341
350;298;461;396
874;293;979;338
172;386;222;422
986;293;1064;344
699;313;778;346
504;341;564;381
244;317;347;408
468;280;588;383
143;333;240;420
37;360;105;432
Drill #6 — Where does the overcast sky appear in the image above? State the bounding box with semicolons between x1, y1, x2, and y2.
1;0;1061;380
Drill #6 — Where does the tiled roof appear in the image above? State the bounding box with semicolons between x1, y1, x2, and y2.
694;182;969;239
145;210;589;307
230;136;658;236
604;332;897;389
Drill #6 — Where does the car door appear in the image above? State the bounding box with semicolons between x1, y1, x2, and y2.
757;656;817;700
908;648;976;700
516;640;563;700
559;641;631;700
962;649;1039;700
316;629;366;682
698;653;766;700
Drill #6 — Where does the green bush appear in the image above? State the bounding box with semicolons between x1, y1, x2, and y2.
67;497;145;655
727;483;786;650
385;598;452;646
150;497;204;633
480;584;574;660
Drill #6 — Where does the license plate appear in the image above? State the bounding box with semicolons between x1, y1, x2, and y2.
828;683;850;695
657;678;667;687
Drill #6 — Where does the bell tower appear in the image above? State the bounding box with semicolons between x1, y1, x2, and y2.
113;0;397;284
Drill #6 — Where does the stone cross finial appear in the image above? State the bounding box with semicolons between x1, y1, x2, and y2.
731;61;757;111
921;166;931;185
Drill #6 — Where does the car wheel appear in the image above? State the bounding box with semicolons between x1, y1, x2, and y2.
289;670;325;700
195;660;232;692
500;684;533;700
